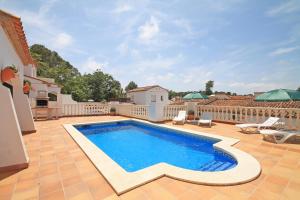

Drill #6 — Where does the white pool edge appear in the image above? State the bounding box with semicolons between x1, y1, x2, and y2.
63;119;261;195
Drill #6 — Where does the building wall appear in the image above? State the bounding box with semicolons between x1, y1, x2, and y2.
128;91;147;105
0;26;24;83
0;25;35;132
128;87;169;105
0;84;29;169
145;87;169;105
24;64;36;77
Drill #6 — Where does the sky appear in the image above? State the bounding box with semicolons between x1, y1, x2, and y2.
1;0;300;94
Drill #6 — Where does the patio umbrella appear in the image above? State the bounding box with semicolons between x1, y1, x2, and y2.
183;92;208;100
255;89;300;102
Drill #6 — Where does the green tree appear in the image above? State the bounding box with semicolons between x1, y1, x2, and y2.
30;44;123;102
125;81;138;92
205;80;214;95
86;70;122;102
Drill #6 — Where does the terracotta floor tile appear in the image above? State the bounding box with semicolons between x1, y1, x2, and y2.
120;187;147;200
1;116;299;199
15;179;39;192
0;183;15;200
12;185;39;200
39;162;58;177
64;182;93;200
142;182;177;200
39;174;63;196
40;189;65;200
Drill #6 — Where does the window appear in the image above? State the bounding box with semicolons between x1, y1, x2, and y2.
161;95;163;101
151;95;156;102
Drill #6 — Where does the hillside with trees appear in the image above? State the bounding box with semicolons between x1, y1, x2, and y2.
30;44;122;102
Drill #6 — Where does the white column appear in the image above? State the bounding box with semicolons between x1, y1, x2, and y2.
0;85;29;169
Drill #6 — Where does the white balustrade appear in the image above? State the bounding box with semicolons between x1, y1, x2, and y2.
62;103;109;116
163;105;187;120
115;104;149;120
195;105;300;130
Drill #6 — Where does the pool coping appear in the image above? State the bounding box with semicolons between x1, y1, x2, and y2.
63;119;261;195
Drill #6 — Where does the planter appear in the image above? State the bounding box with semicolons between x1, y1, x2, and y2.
1;67;16;82
187;110;195;120
23;82;31;94
110;112;116;116
187;115;195;120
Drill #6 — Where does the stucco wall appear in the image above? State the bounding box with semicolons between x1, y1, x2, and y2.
128;87;169;105
11;78;36;132
0;85;29;168
1;25;35;132
0;26;24;83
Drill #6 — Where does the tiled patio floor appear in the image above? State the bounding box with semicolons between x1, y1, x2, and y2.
1;116;300;200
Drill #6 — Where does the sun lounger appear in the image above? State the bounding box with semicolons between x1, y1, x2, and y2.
173;111;186;125
235;117;280;133
198;112;212;127
260;129;300;144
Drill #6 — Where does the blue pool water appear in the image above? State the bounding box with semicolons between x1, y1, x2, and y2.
75;120;237;172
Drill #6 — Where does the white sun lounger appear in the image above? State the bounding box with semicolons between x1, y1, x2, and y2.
172;111;186;125
198;112;213;127
260;129;300;144
235;117;280;133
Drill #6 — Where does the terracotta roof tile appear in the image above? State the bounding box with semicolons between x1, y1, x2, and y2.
128;85;168;92
0;9;35;66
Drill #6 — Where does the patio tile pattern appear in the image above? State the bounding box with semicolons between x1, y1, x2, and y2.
0;116;300;199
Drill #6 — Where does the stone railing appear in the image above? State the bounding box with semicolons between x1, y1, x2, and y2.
163;105;187;120
116;104;149;120
196;105;300;130
62;103;109;116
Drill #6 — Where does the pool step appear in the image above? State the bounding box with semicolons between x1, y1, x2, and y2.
199;161;235;171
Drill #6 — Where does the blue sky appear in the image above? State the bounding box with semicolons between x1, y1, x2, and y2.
1;0;300;94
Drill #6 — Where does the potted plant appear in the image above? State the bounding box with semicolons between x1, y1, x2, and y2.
23;80;31;95
187;110;195;120
1;65;18;82
110;107;116;116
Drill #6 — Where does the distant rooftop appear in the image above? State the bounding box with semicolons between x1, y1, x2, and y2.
127;85;168;93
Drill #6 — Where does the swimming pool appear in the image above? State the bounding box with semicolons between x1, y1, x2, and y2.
75;120;237;172
64;119;261;194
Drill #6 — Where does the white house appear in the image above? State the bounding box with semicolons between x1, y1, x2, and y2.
127;85;169;105
127;85;169;121
0;9;36;171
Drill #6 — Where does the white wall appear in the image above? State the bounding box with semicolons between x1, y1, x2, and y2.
128;87;169;121
0;26;24;83
0;85;29;168
61;94;77;105
0;25;35;132
128;86;169;106
11;78;36;132
128;91;147;105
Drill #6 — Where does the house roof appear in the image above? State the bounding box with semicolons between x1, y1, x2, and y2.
24;75;60;87
0;9;35;66
203;99;300;108
127;85;168;93
171;95;300;108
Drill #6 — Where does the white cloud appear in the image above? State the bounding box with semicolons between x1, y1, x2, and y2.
138;16;160;43
228;82;281;93
113;4;132;14
269;46;299;56
117;41;129;56
267;0;300;16
54;33;73;49
82;57;107;73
